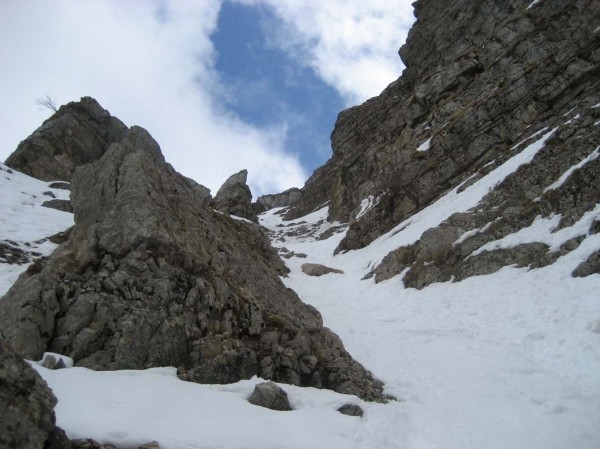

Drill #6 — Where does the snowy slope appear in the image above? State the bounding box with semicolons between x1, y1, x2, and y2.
2;136;599;448
0;163;73;296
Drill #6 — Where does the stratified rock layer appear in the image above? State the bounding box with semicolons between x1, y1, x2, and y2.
253;187;302;214
5;97;128;181
0;126;383;401
285;0;600;285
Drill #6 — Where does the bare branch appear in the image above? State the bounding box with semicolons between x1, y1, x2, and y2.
35;95;58;112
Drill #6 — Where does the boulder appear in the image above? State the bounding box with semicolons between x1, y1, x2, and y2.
337;403;364;417
301;263;344;276
0;340;69;449
5;97;128;181
247;381;292;411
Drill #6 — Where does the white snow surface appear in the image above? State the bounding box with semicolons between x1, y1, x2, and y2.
416;137;432;152
0;164;73;296
3;124;600;448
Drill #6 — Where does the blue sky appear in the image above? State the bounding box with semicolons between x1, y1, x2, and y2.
213;1;344;171
0;0;415;196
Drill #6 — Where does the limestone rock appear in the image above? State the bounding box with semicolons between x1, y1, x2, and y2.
0;126;384;401
247;381;292;411
254;187;302;214
284;0;600;285
5;97;128;181
337;403;364;417
301;263;344;276
0;340;64;449
212;169;258;222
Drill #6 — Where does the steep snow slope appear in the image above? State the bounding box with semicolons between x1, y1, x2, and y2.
0;163;73;296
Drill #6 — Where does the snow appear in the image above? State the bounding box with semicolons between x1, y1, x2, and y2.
356;195;380;219
527;0;541;10
416;137;432;152
33;365;397;449
0;164;74;296
544;146;600;192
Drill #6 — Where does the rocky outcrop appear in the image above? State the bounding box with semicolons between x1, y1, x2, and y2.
253;187;302;214
5;97;128;181
301;263;344;276
212;169;258;222
0;340;70;449
285;0;600;285
0;126;383;401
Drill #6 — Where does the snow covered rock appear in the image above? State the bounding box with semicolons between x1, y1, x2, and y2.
0;126;384;401
212;169;258;223
247;381;292;411
5;96;128;182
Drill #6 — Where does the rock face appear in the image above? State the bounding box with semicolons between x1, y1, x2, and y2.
253;187;302;214
5;97;128;181
301;263;344;277
0;340;69;449
0;126;383;401
212;169;258;222
285;0;600;286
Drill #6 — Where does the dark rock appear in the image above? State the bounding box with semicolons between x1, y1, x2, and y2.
247;381;292;411
5;97;128;182
43;190;56;198
70;439;117;449
138;441;161;449
48;182;71;191
301;263;344;276
0;126;384;401
337;403;364;417
212;169;258;223
42;199;73;213
572;249;600;277
0;340;60;449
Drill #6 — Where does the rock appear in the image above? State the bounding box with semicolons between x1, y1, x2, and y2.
138;441;161;449
48;181;71;190
0;125;384;401
247;381;292;411
212;169;258;223
42;199;73;213
283;0;600;286
0;340;63;449
301;263;344;276
70;439;117;449
5;97;128;181
254;187;302;214
337;403;364;417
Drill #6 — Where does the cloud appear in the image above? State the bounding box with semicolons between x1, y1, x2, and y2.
0;0;307;196
237;0;415;106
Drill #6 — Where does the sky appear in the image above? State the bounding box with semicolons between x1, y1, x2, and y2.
0;0;415;197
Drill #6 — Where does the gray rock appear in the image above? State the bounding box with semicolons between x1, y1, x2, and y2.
5;97;128;181
301;263;344;276
337;403;364;417
0;340;62;449
48;181;71;191
0;125;384;402
212;169;258;222
248;381;292;411
254;187;302;213
284;0;600;286
42;199;73;213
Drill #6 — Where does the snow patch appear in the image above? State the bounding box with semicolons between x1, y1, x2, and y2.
416;137;432;152
544;146;600;193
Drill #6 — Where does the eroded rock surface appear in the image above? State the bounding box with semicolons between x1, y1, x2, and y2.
0;340;70;449
0;126;383;401
253;187;302;214
5;97;128;181
212;169;258;223
285;0;600;286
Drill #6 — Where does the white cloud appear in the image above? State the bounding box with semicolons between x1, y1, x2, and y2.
0;0;307;196
238;0;415;105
